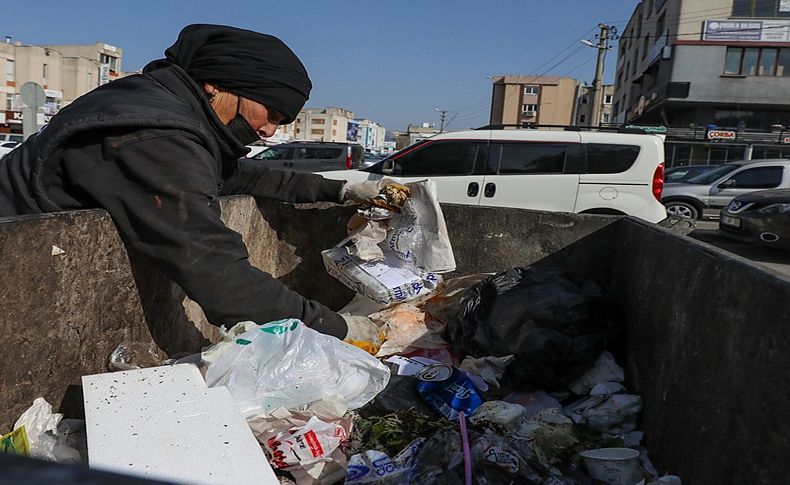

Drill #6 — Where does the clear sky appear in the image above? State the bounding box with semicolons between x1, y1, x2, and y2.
5;0;636;132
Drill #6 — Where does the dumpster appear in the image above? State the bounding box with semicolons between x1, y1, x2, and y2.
0;196;788;484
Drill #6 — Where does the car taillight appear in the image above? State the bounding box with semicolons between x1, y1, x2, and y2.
652;163;665;201
345;148;353;169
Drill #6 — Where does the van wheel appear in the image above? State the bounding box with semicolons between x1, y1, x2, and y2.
665;201;700;219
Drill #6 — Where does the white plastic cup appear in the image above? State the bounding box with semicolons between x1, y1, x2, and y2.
579;447;642;485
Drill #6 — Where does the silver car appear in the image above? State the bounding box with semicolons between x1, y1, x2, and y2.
661;159;790;219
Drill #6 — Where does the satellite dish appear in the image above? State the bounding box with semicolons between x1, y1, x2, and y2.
20;82;46;108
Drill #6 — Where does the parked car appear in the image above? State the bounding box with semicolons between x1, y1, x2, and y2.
0;141;20;158
661;159;790;219
362;152;384;168
719;188;790;251
665;164;721;183
243;141;364;172
0;134;24;144
316;127;668;222
244;140;269;158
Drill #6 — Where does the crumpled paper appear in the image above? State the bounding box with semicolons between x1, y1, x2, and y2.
569;351;624;395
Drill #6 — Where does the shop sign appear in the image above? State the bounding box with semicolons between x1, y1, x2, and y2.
706;129;737;141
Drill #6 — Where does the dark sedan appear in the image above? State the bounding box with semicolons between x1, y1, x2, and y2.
719;189;790;251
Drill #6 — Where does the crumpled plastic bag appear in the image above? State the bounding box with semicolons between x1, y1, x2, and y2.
345;438;426;484
369;303;448;357
459;355;515;390
563;392;642;434
449;266;622;390
108;341;167;371
569;351;625;395
265;416;348;469
202;321;260;365
12;398;86;464
204;319;390;417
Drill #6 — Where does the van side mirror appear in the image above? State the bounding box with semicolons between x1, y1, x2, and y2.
381;159;395;175
718;179;737;189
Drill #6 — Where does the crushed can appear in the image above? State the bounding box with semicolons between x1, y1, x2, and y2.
415;363;483;420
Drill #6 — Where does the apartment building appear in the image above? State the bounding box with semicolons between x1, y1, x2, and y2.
575;84;616;126
393;123;439;150
489;76;579;126
614;0;790;165
355;119;386;152
0;38;123;133
290;107;356;142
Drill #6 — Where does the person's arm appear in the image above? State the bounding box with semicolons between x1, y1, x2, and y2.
220;160;346;203
65;129;347;337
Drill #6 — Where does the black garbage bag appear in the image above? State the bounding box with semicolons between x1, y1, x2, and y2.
448;266;622;390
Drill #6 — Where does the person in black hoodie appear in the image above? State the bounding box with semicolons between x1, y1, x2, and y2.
0;24;385;342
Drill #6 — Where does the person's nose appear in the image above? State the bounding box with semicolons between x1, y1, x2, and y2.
258;122;277;138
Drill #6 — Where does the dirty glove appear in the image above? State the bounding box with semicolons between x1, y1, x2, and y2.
342;315;385;355
339;179;401;204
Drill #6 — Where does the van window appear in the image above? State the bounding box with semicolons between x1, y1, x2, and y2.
725;166;784;188
293;147;343;160
390;142;479;176
254;146;293;160
586;144;641;173
495;144;566;174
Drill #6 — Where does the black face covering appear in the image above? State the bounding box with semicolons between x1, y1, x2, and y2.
227;97;259;145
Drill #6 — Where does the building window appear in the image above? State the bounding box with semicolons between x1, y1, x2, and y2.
602;113;611;123
581;96;589;104
724;47;790;76
604;94;613;104
522;104;538;114
333;119;338;126
99;54;118;73
42;63;48;84
579;114;587;123
656;12;666;39
5;93;13;110
642;35;650;59
313;118;325;124
523;85;540;95
310;129;324;135
6;59;13;84
733;0;790;17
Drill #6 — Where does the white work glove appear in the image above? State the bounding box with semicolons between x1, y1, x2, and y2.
341;315;384;354
339;179;393;203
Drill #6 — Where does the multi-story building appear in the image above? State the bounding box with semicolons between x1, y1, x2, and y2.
575;84;616;126
614;0;790;165
290;107;356;142
0;37;123;134
489;76;579;127
355;119;386;153
393;123;439;150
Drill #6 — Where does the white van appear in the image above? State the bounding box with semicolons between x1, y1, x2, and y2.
316;128;668;223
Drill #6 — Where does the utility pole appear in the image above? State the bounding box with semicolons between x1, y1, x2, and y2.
590;23;615;128
435;107;448;132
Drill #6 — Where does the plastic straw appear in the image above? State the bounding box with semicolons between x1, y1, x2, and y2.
458;411;473;485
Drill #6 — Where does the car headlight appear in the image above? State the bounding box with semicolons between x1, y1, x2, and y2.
758;203;790;214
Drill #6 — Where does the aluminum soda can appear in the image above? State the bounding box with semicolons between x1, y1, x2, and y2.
415;364;483;420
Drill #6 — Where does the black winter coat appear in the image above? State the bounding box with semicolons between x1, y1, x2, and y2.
0;63;347;338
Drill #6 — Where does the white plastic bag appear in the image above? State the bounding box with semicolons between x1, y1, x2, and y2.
205;319;390;417
13;398;86;464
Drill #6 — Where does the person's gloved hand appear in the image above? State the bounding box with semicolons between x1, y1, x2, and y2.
340;179;403;204
342;314;385;355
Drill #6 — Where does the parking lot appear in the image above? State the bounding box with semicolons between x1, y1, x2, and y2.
689;220;790;277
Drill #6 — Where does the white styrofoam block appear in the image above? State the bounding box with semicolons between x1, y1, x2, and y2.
83;364;278;485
